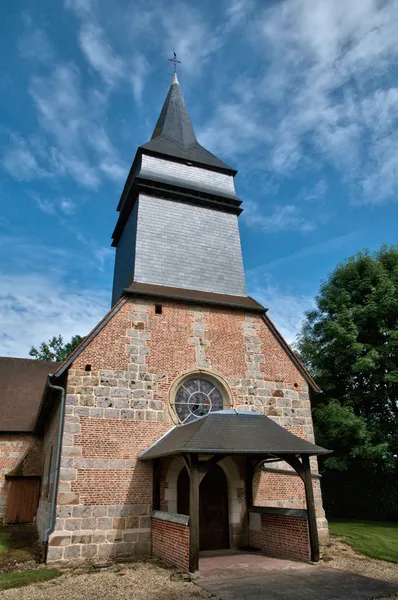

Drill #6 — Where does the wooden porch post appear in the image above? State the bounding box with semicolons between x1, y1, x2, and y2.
152;458;160;511
302;455;320;562
245;456;253;510
189;453;200;573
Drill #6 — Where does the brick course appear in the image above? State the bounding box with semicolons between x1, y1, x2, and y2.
152;517;190;571
249;513;310;562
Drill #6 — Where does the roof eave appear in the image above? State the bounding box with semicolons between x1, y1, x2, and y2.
123;285;267;313
140;447;332;461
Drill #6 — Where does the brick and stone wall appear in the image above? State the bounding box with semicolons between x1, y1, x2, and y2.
249;510;310;562
151;516;189;571
47;296;327;561
36;403;62;541
0;434;36;522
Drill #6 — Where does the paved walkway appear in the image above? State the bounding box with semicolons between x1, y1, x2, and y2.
199;549;310;578
196;550;398;600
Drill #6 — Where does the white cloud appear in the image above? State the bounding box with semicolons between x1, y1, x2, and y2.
248;280;314;344
66;1;149;102
32;194;56;215
78;22;124;84
18;28;54;63
2;134;50;181
3;63;127;189
0;273;109;358
301;180;328;203
243;201;316;233
60;198;76;214
201;0;398;205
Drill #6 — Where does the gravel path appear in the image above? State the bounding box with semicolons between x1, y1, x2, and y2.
0;561;211;600
322;537;398;585
322;537;398;600
1;539;397;600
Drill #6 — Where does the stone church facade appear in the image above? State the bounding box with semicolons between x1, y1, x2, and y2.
0;72;328;570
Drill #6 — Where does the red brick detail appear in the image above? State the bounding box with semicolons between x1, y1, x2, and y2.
6;439;43;477
253;471;305;508
76;418;169;459
259;319;306;385
71;302;131;371
152;518;190;571
71;465;152;504
148;303;196;373
250;514;310;562
206;309;247;376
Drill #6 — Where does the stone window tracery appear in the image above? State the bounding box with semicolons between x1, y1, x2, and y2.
174;377;224;423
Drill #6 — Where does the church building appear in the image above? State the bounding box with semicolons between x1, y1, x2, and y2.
0;72;329;572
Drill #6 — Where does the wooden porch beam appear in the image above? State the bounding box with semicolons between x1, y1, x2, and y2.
198;454;226;473
182;454;191;474
302;455;320;563
152;458;161;511
245;455;254;510
189;453;200;573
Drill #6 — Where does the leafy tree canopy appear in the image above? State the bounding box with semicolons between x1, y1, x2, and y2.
297;245;398;471
29;334;84;362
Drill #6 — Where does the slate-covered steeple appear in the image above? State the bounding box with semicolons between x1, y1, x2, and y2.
140;73;234;173
111;74;247;306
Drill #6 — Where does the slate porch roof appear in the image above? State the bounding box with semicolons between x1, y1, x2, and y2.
140;411;330;460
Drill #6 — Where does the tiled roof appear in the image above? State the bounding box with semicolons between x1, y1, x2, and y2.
140;411;330;459
0;357;60;431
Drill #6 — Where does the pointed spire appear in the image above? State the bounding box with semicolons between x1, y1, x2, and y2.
140;76;235;172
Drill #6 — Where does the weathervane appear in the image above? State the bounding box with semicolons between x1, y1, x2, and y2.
168;49;181;73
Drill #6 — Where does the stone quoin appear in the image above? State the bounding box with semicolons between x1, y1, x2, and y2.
0;69;330;571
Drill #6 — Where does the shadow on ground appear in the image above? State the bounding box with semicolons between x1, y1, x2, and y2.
197;566;398;600
0;524;40;569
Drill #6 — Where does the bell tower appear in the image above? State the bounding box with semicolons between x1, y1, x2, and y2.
111;72;247;306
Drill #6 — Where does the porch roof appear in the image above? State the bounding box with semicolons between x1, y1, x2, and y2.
140;411;330;460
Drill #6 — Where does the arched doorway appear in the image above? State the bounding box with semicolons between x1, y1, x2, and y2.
199;464;229;550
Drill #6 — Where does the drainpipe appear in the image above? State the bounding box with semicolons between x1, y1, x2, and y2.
42;377;66;563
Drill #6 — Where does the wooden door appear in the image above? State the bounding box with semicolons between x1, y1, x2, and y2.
5;478;41;524
199;464;229;550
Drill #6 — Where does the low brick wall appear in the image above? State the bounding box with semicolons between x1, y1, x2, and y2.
152;516;189;571
249;509;310;562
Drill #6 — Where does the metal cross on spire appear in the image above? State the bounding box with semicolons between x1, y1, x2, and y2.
168;49;181;73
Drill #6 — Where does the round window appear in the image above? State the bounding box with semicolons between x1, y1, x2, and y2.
174;378;224;423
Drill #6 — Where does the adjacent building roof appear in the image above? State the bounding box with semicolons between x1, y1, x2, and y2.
0;357;60;432
140;411;330;460
140;74;235;173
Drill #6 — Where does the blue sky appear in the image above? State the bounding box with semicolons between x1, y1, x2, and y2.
1;0;398;357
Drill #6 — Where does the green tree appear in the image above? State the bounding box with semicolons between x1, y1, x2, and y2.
297;245;398;471
29;334;84;362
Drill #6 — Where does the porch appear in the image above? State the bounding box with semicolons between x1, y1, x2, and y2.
140;410;330;573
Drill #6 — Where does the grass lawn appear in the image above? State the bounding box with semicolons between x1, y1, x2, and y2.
0;569;62;591
0;524;40;567
0;532;10;553
329;519;398;563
